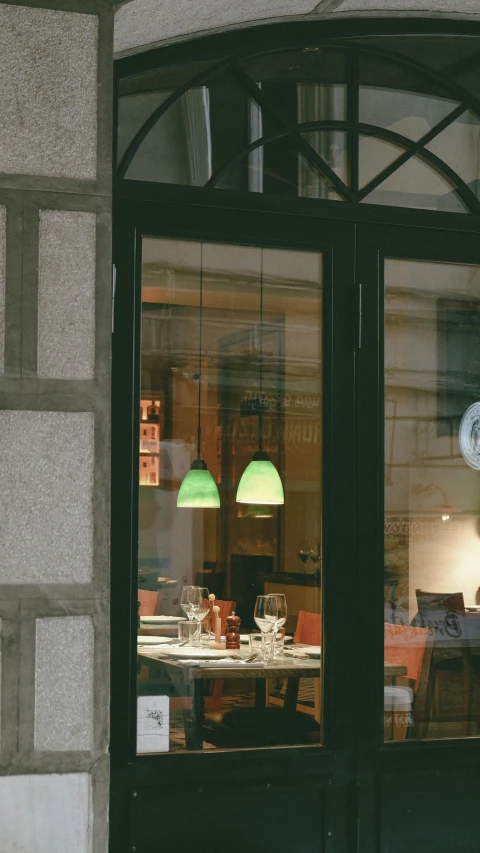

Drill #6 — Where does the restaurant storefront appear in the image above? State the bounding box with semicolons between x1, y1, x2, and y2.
111;19;480;853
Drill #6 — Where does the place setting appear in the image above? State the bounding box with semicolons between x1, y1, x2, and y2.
139;586;309;669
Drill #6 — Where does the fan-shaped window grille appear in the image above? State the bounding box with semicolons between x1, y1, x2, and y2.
116;36;480;214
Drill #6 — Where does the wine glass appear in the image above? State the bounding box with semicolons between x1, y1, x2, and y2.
254;595;278;662
271;593;287;631
180;585;197;622
268;594;287;656
190;587;210;646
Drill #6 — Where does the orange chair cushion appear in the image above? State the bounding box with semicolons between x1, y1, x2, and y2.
384;622;429;692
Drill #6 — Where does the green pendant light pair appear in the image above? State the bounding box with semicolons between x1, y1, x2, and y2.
177;246;283;509
236;249;284;506
177;244;220;509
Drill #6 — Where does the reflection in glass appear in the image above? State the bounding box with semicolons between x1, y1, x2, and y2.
362;155;468;212
241;48;347;99
117;36;480;214
384;259;480;741
219;137;344;199
137;239;323;752
359;56;459;143
359;135;405;190
426;110;480;200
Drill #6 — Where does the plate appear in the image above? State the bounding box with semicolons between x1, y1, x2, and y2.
153;646;235;659
140;615;187;624
137;635;172;645
288;645;321;657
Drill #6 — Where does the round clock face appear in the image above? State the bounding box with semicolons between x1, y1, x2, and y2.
459;402;480;470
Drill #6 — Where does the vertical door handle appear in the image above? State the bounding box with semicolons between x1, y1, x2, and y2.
358;281;362;349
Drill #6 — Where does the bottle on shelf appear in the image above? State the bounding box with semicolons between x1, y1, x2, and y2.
146;400;160;424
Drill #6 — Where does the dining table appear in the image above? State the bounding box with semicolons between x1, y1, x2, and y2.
138;646;407;750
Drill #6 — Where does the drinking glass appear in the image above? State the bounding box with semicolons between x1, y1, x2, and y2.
254;595;278;662
178;621;198;645
180;585;197;621
190;587;210;646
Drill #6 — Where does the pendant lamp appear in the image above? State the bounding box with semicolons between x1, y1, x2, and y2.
236;250;284;506
177;244;220;509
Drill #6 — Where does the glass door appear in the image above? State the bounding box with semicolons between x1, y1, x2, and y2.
111;199;357;853
355;221;480;853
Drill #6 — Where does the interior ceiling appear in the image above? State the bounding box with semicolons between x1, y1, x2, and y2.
114;0;480;57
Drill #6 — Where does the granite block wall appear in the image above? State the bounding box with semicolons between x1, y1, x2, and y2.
0;2;112;852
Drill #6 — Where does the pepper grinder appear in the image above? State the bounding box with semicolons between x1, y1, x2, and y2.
226;612;241;650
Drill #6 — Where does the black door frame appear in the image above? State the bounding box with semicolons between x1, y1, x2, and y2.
111;193;358;853
110;185;480;852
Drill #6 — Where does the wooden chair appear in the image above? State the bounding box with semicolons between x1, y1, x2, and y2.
138;589;161;617
383;622;429;740
414;589;480;736
294;610;322;645
268;610;322;723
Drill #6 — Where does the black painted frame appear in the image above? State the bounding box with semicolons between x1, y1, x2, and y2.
111;20;480;853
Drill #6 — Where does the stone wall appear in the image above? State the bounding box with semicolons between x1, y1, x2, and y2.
114;0;480;56
0;2;112;852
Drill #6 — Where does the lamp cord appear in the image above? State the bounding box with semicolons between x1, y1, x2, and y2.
197;242;203;460
259;248;263;454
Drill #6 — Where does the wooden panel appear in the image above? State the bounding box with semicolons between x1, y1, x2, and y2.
132;779;325;852
381;767;480;853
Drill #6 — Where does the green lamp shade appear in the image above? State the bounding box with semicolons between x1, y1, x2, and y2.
236;452;284;505
177;461;220;508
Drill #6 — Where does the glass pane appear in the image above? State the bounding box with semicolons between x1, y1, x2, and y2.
137;239;323;753
123;75;250;186
454;63;480;101
301;131;347;187
426;110;480;200
359;135;405;189
384;258;480;741
360;56;459;143
117;60;220;169
361;155;468;213
218;137;343;200
241;48;347;104
123;86;213;184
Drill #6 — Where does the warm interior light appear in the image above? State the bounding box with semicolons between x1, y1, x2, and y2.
177;459;220;508
236;451;284;505
442;514;450;522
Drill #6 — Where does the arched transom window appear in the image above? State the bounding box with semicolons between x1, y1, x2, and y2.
116;35;480;214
